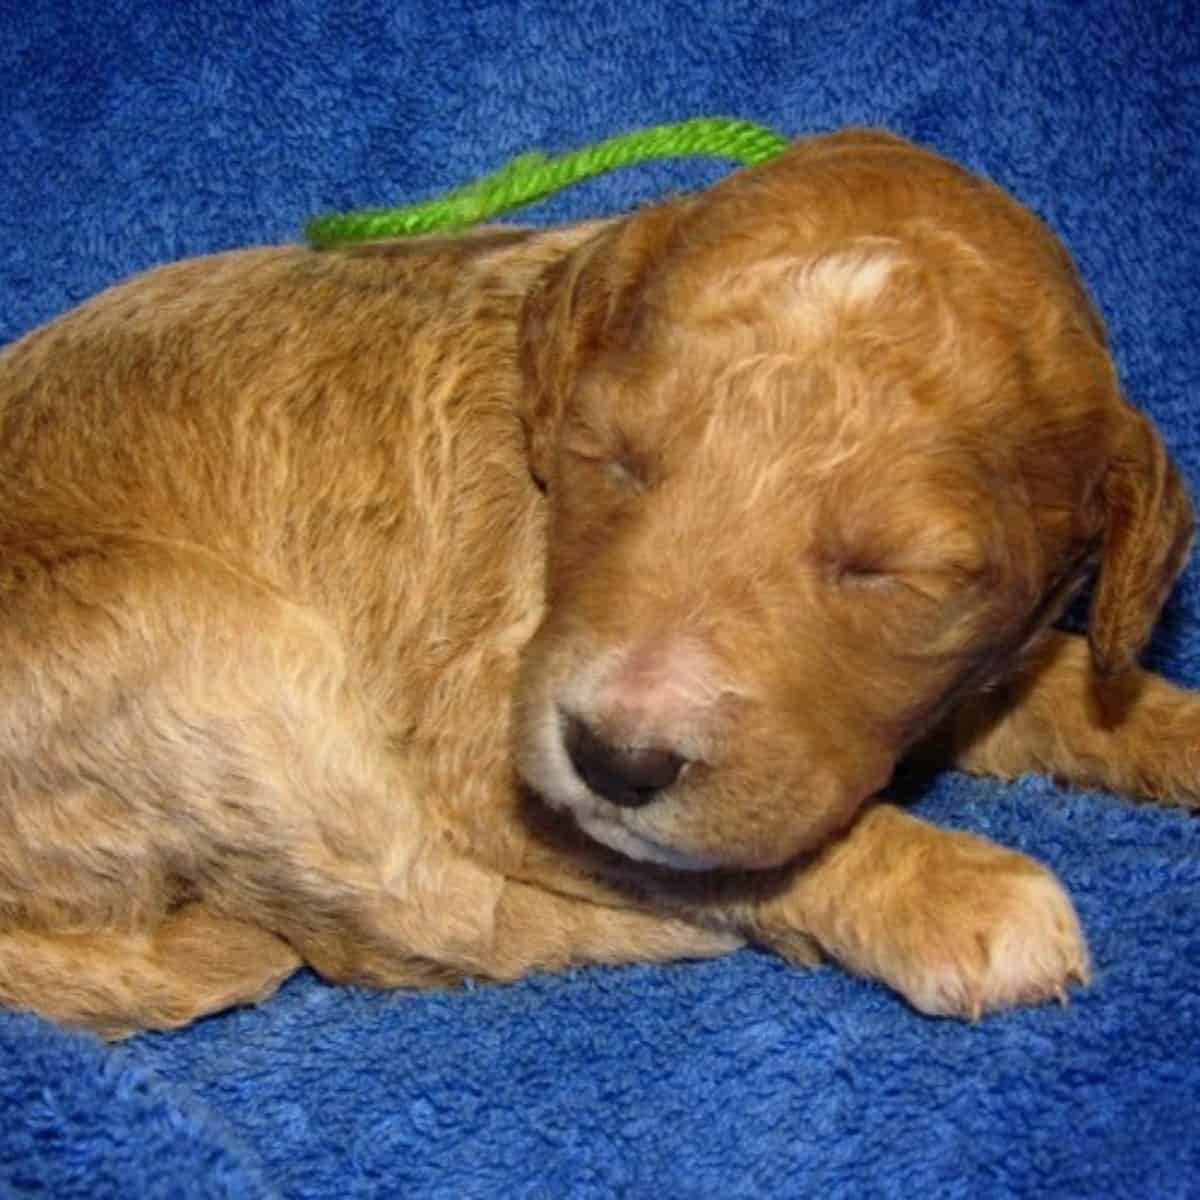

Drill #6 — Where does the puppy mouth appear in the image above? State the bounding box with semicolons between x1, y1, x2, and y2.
569;808;723;872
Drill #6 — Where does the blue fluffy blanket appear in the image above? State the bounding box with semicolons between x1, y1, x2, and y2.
3;2;1198;1196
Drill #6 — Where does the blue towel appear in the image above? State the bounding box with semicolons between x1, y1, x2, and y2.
3;1;1198;1195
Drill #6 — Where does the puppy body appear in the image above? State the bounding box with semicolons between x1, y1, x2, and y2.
0;131;1195;1036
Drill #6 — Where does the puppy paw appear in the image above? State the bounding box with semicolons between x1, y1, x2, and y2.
884;852;1091;1019
765;806;1092;1019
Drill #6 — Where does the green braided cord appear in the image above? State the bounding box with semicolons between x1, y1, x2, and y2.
305;117;790;249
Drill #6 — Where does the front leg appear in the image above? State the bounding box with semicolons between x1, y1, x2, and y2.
483;877;743;980
930;631;1200;805
744;804;1090;1019
295;842;743;991
508;788;1087;1017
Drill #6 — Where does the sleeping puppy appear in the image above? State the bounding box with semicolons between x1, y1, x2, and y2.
0;129;1194;1037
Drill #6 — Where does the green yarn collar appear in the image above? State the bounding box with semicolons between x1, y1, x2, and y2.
305;117;789;249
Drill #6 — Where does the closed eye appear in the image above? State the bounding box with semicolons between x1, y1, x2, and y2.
822;547;897;588
603;454;649;494
829;560;967;604
832;562;894;589
563;428;653;494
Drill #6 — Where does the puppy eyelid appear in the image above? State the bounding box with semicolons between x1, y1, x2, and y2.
604;453;649;494
832;562;897;589
562;419;654;493
829;562;954;604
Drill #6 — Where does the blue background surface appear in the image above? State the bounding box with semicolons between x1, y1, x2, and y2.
3;2;1198;1195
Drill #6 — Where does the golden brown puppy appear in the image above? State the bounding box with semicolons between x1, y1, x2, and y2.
0;130;1196;1037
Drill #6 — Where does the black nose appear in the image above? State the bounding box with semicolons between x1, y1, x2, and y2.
564;714;686;808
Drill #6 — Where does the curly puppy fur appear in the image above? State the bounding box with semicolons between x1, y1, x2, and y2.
0;130;1195;1036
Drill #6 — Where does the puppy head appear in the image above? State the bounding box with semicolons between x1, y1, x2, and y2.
513;132;1192;872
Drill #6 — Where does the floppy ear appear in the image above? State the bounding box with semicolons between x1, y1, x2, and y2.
1088;406;1194;675
516;200;696;484
516;228;613;484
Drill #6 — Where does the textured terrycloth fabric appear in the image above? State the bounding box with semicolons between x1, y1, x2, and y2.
2;1;1198;1196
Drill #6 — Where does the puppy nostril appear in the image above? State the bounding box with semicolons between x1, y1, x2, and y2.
563;714;685;808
